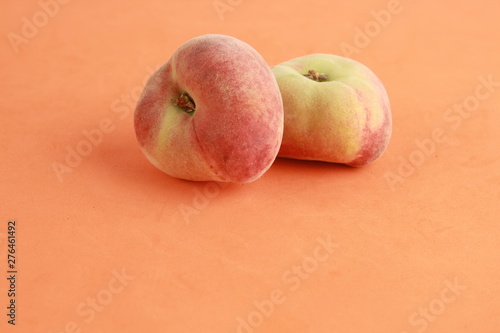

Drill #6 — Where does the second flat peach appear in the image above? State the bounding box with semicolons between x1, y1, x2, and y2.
272;54;392;167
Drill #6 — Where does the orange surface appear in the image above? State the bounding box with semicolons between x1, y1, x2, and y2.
1;1;499;332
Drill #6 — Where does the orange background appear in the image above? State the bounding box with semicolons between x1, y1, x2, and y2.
1;0;499;332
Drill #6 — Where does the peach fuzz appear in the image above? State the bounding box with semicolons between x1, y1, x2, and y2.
271;54;392;166
134;34;284;183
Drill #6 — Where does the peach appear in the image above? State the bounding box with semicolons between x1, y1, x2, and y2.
134;34;284;183
271;54;392;166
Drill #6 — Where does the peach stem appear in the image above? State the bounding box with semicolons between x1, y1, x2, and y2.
172;92;196;113
303;70;328;82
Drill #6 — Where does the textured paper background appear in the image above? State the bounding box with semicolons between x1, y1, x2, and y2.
1;0;499;332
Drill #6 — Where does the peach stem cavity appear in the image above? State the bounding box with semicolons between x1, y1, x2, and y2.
172;92;196;113
303;70;328;82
